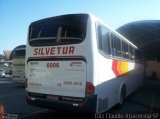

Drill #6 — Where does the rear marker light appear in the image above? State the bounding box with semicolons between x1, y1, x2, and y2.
86;82;94;96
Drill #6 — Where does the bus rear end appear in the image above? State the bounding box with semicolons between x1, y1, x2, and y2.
26;14;97;112
12;48;26;83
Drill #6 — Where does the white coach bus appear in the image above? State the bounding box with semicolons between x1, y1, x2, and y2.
12;47;26;83
26;13;144;113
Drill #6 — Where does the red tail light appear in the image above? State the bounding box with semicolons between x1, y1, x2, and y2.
86;82;94;96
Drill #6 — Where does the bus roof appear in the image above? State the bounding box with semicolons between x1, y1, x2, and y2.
29;13;137;49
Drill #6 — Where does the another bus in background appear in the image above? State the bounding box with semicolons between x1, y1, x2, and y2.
12;46;26;84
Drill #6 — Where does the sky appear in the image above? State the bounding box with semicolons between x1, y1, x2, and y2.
0;0;160;55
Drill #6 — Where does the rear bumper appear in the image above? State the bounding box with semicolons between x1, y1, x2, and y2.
26;94;97;113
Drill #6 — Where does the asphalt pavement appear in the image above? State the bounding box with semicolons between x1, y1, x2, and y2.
0;76;160;119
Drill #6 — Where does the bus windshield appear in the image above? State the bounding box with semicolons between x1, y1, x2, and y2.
14;49;25;59
28;14;88;46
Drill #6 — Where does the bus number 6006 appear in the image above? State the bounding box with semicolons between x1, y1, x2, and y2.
47;63;59;68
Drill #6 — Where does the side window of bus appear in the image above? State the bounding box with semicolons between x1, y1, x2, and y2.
111;34;116;56
128;46;135;60
115;36;121;57
111;34;121;57
121;41;129;59
98;25;111;55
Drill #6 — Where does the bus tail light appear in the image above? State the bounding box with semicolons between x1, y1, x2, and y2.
85;82;94;96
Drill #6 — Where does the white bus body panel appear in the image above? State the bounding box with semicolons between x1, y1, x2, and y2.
26;15;94;99
12;58;25;83
27;60;86;98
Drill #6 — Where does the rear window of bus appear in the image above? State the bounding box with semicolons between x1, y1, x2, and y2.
28;14;88;46
14;49;25;58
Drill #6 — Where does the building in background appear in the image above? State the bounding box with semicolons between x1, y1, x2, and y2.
3;50;11;61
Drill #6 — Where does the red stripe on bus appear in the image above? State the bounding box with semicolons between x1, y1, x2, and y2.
112;60;129;77
112;60;120;77
28;56;86;59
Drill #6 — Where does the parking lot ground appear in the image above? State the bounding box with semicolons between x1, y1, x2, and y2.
0;77;160;119
108;79;160;116
0;77;45;118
